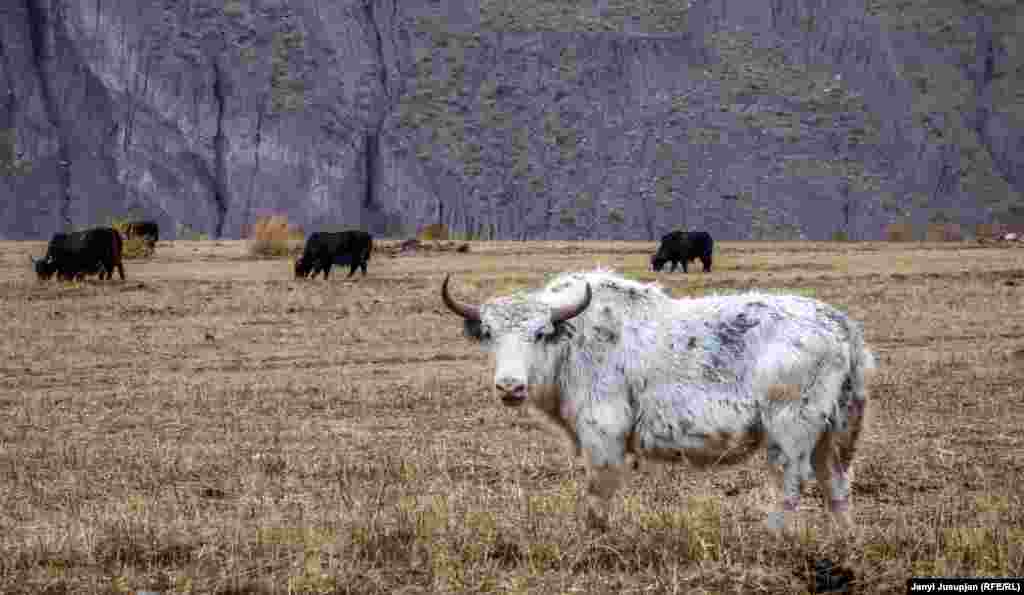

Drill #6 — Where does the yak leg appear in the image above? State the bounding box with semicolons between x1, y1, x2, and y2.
681;259;689;273
578;426;630;531
812;433;854;529
321;261;331;280
347;261;357;277
701;255;712;273
764;442;808;533
360;258;368;276
807;358;857;529
116;261;125;280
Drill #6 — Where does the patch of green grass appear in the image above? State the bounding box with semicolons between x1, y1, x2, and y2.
480;0;692;32
270;29;306;112
606;207;626;226
0;128;30;176
783;158;883;193
223;0;245;18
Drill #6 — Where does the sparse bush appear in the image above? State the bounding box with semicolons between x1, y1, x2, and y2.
925;223;964;242
418;223;450;241
103;217;157;259
122;236;155;259
886;222;915;242
976;223;999;240
108;219;128;236
247;215;303;258
831;230;850;242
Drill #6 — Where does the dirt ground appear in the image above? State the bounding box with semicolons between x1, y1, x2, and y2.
1;239;1022;594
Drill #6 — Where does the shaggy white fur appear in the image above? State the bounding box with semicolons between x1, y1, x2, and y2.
452;269;875;531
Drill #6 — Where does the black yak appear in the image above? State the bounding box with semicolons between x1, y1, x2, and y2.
294;230;373;280
31;227;125;281
651;231;714;273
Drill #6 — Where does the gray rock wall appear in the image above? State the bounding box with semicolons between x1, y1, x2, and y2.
0;0;1020;240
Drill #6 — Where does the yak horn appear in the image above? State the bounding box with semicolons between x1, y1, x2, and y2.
441;274;481;322
550;282;592;324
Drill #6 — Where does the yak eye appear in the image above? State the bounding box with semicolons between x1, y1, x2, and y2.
533;324;557;343
464;320;491;341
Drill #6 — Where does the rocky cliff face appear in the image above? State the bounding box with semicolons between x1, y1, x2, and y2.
1;0;1021;240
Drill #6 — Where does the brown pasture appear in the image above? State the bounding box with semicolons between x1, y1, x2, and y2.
1;239;1022;594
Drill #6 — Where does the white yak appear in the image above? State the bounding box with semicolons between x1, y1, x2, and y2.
441;270;874;531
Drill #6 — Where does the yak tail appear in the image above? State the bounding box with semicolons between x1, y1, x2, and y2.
830;321;875;471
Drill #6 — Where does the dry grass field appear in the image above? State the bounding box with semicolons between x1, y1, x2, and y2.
1;239;1023;594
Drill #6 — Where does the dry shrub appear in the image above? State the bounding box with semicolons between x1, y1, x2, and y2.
885;222;914;242
925;223;963;242
247;215;303;258
110;221;129;237
122;236;155;260
418;223;449;241
976;223;999;240
107;219;155;259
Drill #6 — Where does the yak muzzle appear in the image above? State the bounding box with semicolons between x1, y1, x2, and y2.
495;377;527;407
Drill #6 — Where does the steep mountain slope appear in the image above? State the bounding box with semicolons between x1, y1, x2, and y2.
0;0;1020;240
